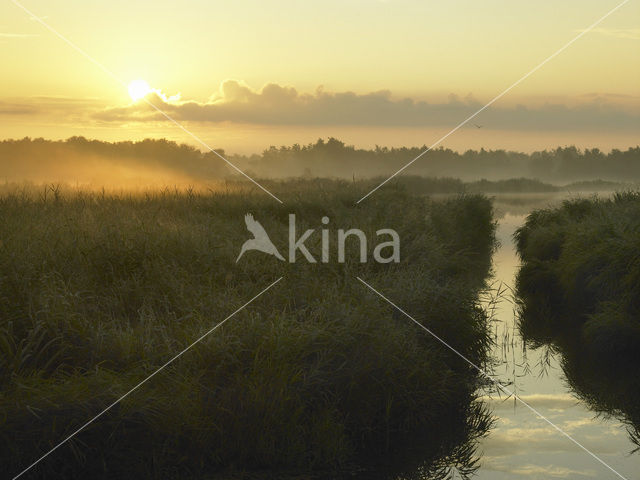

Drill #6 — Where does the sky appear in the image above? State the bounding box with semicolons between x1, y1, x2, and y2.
0;0;639;154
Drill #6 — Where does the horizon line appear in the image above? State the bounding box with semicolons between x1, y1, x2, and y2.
1;135;638;157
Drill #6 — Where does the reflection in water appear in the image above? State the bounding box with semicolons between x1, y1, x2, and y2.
475;192;640;480
560;338;640;452
514;192;640;454
355;401;492;480
364;192;639;480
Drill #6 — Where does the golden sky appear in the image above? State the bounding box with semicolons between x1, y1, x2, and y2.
1;0;638;153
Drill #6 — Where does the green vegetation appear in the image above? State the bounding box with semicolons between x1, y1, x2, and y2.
0;181;495;479
514;192;640;449
244;140;640;182
514;192;640;348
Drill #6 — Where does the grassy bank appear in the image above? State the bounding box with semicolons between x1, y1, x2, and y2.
514;192;640;448
0;180;496;479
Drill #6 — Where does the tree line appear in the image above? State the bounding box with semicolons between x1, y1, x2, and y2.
1;136;638;183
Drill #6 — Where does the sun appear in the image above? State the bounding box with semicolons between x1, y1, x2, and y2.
128;79;152;102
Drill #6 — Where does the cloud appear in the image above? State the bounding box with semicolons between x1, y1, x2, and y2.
481;426;585;457
510;465;595;478
0;101;39;115
561;417;598;433
577;28;640;40
484;460;596;478
483;393;579;411
91;81;640;132
481;422;621;459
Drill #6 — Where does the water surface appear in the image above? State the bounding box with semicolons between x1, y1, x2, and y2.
474;192;639;480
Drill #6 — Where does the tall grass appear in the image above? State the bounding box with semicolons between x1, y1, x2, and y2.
0;180;496;479
514;191;640;349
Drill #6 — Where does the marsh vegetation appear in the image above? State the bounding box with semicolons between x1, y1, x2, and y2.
0;181;496;479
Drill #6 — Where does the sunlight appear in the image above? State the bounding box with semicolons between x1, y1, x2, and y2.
128;79;152;102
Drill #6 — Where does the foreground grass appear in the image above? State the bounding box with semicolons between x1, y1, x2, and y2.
0;180;496;479
514;192;640;450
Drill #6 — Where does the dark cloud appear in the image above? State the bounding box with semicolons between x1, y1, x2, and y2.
0;101;39;115
92;80;640;132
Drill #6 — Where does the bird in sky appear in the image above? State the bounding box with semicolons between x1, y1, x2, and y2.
474;124;483;129
236;214;285;262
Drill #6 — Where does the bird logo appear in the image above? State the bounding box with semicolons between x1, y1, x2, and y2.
236;214;285;262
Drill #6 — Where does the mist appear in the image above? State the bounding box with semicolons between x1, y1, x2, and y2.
0;137;228;188
1;136;639;188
